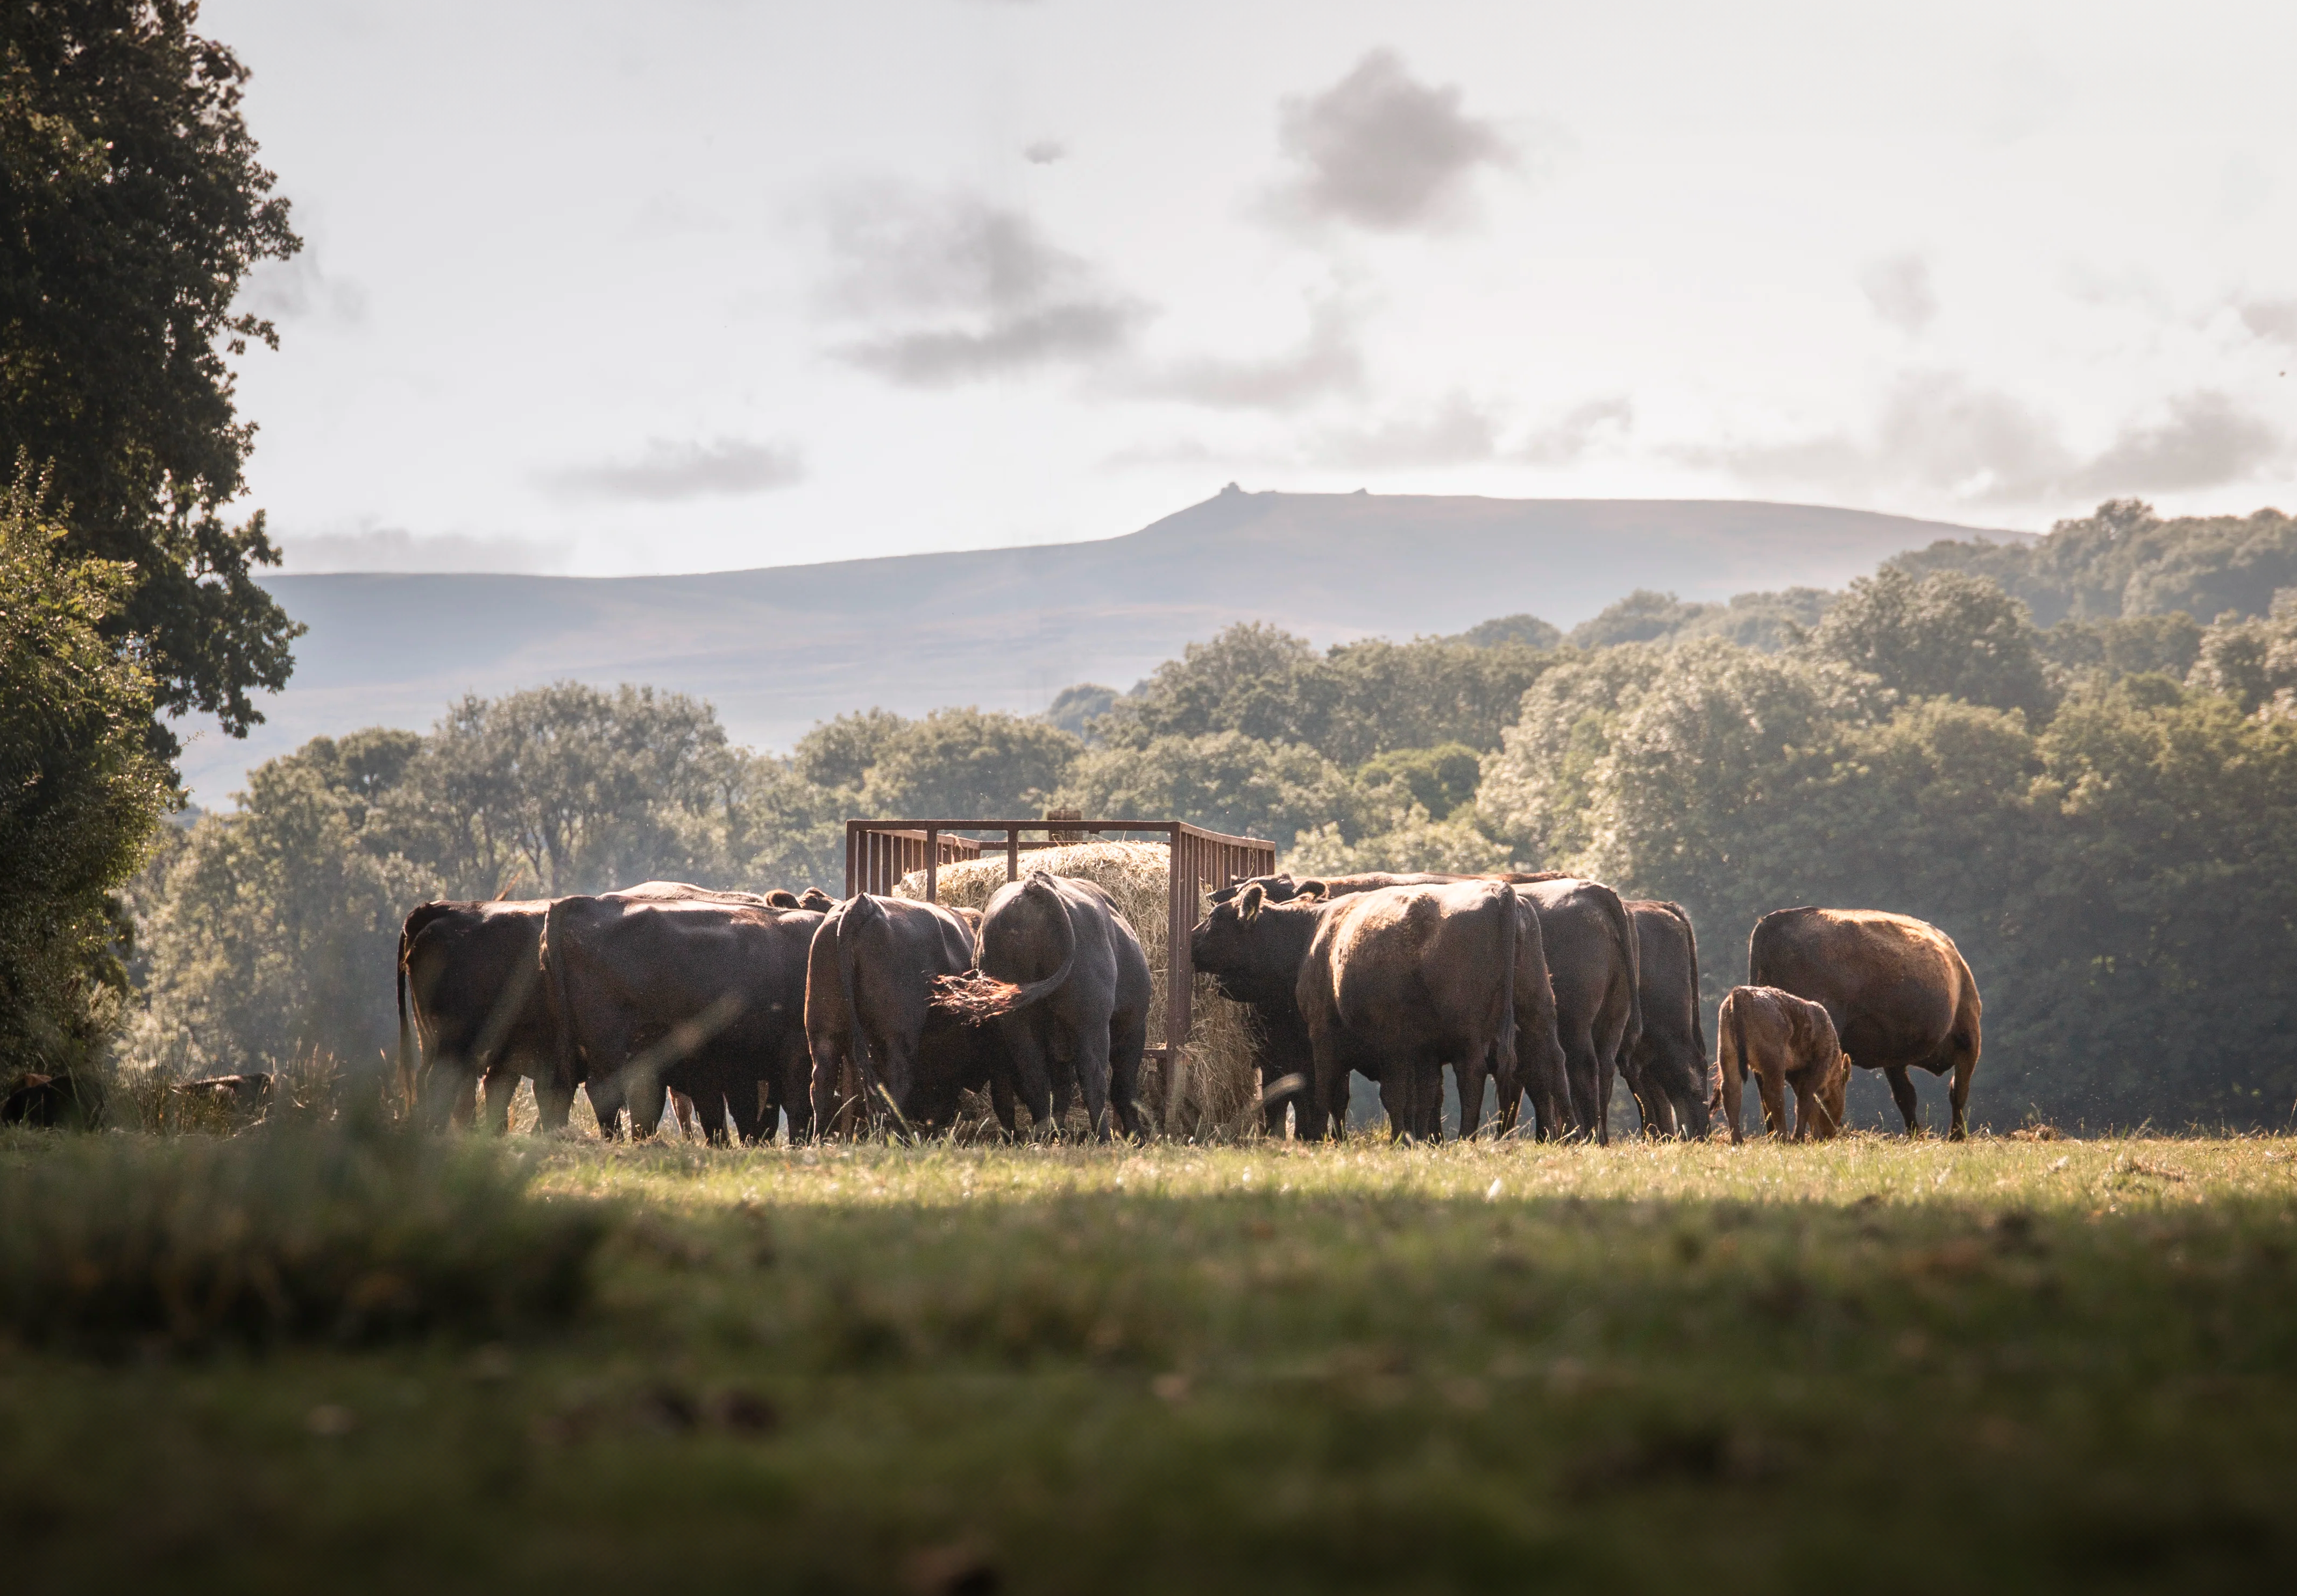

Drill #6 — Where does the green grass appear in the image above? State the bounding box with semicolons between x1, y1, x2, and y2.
4;1132;2295;1593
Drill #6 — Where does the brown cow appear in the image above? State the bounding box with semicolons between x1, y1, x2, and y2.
1748;906;1982;1139
1622;900;1710;1138
1206;870;1624;1141
805;892;992;1137
1716;984;1851;1143
1296;881;1526;1142
542;895;823;1141
1190;882;1569;1141
399;899;564;1131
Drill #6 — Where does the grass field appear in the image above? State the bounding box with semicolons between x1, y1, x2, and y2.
5;1131;2295;1594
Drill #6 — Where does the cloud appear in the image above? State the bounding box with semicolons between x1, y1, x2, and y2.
1267;50;1516;232
240;252;367;326
2068;391;2282;495
1860;254;1938;335
542;437;805;502
1125;300;1365;410
1692;370;2283;506
1022;139;1067;165
2237;297;2297;349
1309;392;1501;469
818;185;1148;385
1517;395;1633;464
278;527;575;574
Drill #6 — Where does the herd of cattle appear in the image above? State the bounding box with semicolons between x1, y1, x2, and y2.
397;862;1984;1145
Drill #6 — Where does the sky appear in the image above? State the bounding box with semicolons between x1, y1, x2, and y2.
209;0;2297;577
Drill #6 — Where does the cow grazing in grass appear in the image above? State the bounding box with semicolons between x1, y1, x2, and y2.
1623;900;1710;1138
542;895;823;1142
1189;885;1339;1138
1748;906;1982;1139
1716;984;1850;1143
805;892;992;1137
931;870;1152;1140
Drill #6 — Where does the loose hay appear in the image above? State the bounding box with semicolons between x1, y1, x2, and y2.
897;842;1264;1139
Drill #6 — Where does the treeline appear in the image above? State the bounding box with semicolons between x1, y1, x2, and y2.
114;498;2297;1129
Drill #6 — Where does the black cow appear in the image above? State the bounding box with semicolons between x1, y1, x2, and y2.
1502;877;1641;1144
931;871;1152;1140
805;893;992;1137
1621;900;1710;1137
542;895;823;1141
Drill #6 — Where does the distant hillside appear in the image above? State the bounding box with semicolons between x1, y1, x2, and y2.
180;492;2009;804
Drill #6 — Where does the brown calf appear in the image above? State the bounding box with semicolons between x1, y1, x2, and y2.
1717;984;1851;1144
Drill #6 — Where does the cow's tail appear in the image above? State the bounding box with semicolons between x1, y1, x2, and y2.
1492;883;1518;1113
1598;884;1643;1064
539;897;586;1116
834;893;881;1093
1720;985;1751;1143
1664;901;1713;1120
931;873;1075;1022
395;913;416;1096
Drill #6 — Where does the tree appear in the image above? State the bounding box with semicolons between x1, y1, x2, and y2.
1802;568;2056;721
1567;589;1710;648
859;707;1082;820
383;683;733;897
1894;499;2297;627
2;2;303;753
2186;592;2297;717
1058;731;1362;850
127;755;433;1077
0;460;169;1072
1099;623;1325;749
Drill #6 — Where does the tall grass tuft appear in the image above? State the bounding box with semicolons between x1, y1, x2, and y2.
0;1115;612;1356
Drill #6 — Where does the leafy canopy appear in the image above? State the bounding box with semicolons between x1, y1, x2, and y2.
1;1;303;751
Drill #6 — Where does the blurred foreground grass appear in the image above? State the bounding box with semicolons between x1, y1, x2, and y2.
4;1131;2294;1593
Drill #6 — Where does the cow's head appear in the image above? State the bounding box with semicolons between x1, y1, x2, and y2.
1811;1047;1852;1140
798;888;835;912
1189;883;1320;1005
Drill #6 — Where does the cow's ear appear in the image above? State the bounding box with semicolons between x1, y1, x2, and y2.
1295;879;1328;902
767;889;799;909
1238;883;1265;922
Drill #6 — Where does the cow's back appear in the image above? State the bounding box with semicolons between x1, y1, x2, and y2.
1749;906;1975;1073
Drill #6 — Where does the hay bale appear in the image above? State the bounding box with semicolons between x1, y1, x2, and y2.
895;842;1263;1138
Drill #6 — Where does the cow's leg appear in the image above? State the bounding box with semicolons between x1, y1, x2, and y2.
1754;1066;1790;1140
481;1063;519;1134
693;1088;733;1146
449;1070;481;1129
1719;1031;1744;1146
1884;1063;1923;1136
625;1070;669;1142
1377;1073;1413;1142
532;1066;575;1132
1108;1004;1148;1141
1456;1055;1486;1140
1557;1019;1603;1144
1789;1076;1817;1144
1418;1060;1445;1142
1067;1012;1116;1144
989;1072;1019;1138
1001;1018;1057;1138
1948;1053;1974;1141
